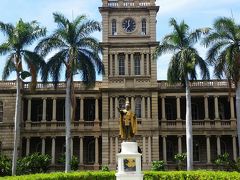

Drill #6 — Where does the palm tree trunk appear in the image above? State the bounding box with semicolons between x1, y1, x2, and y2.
236;81;240;157
185;77;193;170
12;73;22;175
65;77;72;172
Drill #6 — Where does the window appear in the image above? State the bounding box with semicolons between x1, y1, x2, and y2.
142;18;146;35
134;53;141;75
119;98;126;110
87;140;95;163
118;53;125;75
192;103;199;120
135;97;141;118
166;103;173;120
193;140;200;161
0;101;3;122
167;141;174;162
112;19;117;35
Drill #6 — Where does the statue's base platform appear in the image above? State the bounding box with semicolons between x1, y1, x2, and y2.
116;142;143;180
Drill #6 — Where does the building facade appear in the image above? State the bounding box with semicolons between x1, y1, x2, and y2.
0;0;238;170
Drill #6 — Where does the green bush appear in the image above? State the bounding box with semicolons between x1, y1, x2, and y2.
214;152;234;171
101;165;110;171
151;160;165;171
58;154;79;171
4;170;240;180
16;153;51;175
0;155;11;176
174;152;186;170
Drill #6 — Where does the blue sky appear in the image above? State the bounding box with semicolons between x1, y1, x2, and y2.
0;0;239;81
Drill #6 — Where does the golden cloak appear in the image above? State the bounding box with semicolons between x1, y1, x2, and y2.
119;110;137;139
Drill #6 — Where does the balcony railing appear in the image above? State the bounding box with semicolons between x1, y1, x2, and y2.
106;0;153;7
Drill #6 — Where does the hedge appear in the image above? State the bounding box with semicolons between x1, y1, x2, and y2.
2;171;240;180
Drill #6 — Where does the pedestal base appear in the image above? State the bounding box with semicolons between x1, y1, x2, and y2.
116;142;143;180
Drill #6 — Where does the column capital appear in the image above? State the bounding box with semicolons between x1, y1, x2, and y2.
40;136;46;139
206;135;211;138
25;136;31;139
161;135;167;138
177;135;183;138
204;95;209;98
232;135;237;138
42;97;47;100
161;95;166;98
94;135;99;139
176;95;181;99
51;97;57;100
51;136;56;139
214;95;219;98
216;135;221;138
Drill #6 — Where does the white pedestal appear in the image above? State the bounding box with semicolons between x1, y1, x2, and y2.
116;142;143;180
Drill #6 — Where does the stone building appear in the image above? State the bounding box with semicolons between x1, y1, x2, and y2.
0;0;238;170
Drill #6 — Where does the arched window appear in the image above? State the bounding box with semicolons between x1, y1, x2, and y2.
119;98;126;110
0;101;3;122
192;103;199;120
193;140;200;161
135;97;141;118
118;53;125;75
134;53;141;75
112;19;117;35
141;18;146;35
165;103;173;120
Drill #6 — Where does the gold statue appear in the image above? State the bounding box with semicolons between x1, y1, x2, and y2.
118;100;137;141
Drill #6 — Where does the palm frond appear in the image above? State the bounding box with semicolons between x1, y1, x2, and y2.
0;42;11;55
0;21;13;37
2;54;15;80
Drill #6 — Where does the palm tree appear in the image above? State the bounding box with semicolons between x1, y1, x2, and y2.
203;17;240;156
154;18;209;170
0;19;46;175
35;13;104;172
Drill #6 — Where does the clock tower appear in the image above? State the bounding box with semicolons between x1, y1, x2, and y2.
99;0;160;169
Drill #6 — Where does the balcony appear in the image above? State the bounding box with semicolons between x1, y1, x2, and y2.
105;0;153;7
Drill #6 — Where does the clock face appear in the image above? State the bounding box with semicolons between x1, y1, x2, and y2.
122;18;136;32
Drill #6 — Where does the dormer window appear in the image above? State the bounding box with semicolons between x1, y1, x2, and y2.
112;19;117;35
141;18;146;35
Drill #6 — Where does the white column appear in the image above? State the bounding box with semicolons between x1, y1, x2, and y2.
27;99;31;121
26;137;30;156
131;96;135;112
148;136;152;163
214;96;219;119
147;97;151;119
204;95;209;119
125;54;128;76
95;98;99;121
115;53;119;76
217;136;221;155
110;97;113;119
176;96;181;120
80;97;84;121
42;98;47;121
206;136;211;164
51;137;56;164
141;96;145;119
230;95;235;119
161;96;166;120
41;137;45;155
110;54;113;76
143;136;146;163
131;53;134;76
115;97;119;119
115;136;118;162
232;135;237;161
178;136;182;154
71;138;73;158
52;98;56;121
146;53;150;76
162;136;167;162
95;136;99;164
110;137;113;164
141;53;144;75
79;136;83;164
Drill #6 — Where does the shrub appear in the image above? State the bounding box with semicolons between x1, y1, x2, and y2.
0;155;11;176
174;152;186;170
16;153;51;175
58;154;79;171
151;160;165;171
214;152;234;171
101;165;110;171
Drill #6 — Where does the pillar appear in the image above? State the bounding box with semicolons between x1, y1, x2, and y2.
95;98;99;121
80;97;84;121
42;98;47;121
148;136;152;163
217;136;221;155
230;95;235;119
79;136;83;164
141;96;145;119
146;54;150;76
115;136;118;162
214;96;219;119
206;136;211;164
232;135;237;161
115;97;119;119
162;136;167;162
52;98;56;121
41;137;45;155
95;136;99;165
131;96;135;112
26;137;30;156
161;96;166;120
143;136;146;163
51;137;56;165
141;53;144;75
110;97;113;119
27;99;31;121
125;54;128;76
115;53;119;76
131;53;134;75
147;97;151;119
178;136;182;154
71;138;73;158
110;137;113;164
204;95;209;120
176;96;181;120
110;54;113;76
